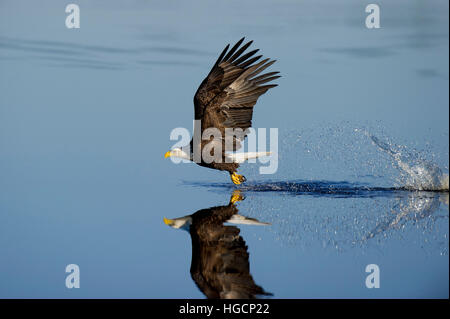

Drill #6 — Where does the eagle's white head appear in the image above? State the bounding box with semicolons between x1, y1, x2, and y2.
164;147;191;160
163;215;192;231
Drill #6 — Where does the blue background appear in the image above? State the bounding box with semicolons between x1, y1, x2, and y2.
0;0;448;298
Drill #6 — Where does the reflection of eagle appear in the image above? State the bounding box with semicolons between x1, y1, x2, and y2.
164;191;271;299
164;37;280;185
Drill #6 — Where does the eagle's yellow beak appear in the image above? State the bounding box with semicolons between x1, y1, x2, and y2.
164;151;172;158
163;217;174;226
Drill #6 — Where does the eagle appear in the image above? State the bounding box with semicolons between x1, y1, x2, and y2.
164;37;280;184
163;190;272;299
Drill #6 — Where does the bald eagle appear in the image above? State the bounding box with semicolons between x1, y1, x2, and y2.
163;190;272;299
165;38;280;184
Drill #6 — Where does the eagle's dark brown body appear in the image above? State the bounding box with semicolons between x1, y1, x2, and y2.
190;139;240;173
189;38;280;179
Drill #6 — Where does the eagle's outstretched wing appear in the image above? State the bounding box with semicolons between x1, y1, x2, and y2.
193;37;280;151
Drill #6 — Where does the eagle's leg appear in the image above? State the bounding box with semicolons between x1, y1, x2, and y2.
230;190;244;204
230;172;246;185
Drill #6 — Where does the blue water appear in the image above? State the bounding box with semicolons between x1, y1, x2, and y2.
0;0;448;298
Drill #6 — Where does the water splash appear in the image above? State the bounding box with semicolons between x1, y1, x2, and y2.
363;131;449;191
190;123;448;193
246;123;448;190
187;180;410;198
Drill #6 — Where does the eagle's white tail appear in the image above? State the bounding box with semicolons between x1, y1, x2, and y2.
226;214;271;226
225;151;272;163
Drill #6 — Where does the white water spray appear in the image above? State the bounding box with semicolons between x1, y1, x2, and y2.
366;132;449;191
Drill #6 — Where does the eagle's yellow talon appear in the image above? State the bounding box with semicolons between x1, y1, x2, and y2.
230;172;246;185
230;190;244;204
